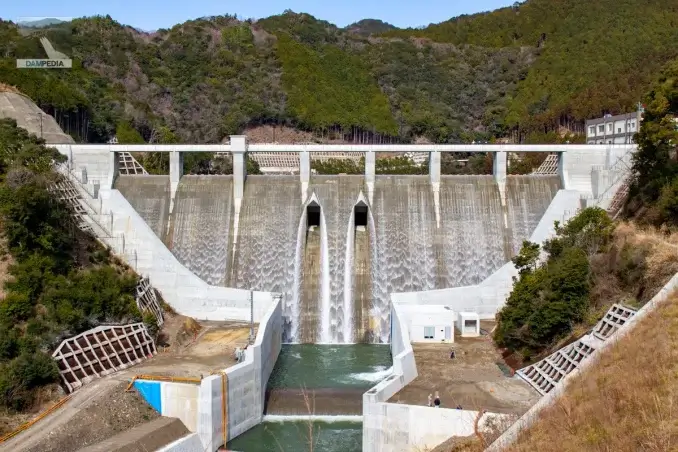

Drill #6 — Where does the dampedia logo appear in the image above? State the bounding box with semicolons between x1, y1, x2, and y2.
16;17;73;69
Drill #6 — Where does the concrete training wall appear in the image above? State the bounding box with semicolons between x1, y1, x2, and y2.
487;271;678;451
155;433;203;452
133;380;200;432
132;299;282;451
197;297;282;451
390;189;583;316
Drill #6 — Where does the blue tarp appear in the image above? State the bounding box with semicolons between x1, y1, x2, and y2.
133;380;162;413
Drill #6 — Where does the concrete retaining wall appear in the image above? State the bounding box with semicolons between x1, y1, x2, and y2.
390;189;583;317
132;299;282;451
155;433;203;452
132;381;199;432
368;404;509;452
99;189;275;321
198;297;282;451
487;271;678;451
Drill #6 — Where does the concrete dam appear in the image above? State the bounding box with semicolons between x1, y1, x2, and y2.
115;173;560;344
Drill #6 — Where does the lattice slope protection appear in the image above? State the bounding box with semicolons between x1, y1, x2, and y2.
517;303;637;395
52;322;157;392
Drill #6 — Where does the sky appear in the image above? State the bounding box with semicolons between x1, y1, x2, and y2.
5;0;513;31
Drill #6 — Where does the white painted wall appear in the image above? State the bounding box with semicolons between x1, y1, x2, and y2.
457;312;480;337
401;306;455;343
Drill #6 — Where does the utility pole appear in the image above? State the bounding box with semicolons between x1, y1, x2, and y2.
249;291;255;345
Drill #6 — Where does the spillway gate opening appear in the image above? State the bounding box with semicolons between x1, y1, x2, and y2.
354;203;368;228
307;203;321;228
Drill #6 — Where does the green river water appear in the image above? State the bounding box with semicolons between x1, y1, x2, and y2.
227;344;390;451
268;344;392;389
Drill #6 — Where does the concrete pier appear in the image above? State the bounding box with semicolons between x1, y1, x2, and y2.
108;151;119;189
299;150;310;202
169;151;183;213
365;151;375;205
493;150;508;205
429;151;441;228
230;136;248;209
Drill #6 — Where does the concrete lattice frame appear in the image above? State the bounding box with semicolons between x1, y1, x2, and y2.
532;153;559;175
516;303;637;395
517;340;597;395
135;276;164;327
52;323;157;393
592;303;637;341
118;152;149;175
248;151;365;172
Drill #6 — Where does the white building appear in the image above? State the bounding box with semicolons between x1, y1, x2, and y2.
401;305;456;343
585;110;642;145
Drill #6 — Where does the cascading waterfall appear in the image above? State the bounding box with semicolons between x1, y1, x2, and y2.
367;207;389;343
290;207;307;343
342;206;356;343
319;204;332;344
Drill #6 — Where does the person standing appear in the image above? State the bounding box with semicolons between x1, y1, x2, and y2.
434;391;441;408
427;393;433;407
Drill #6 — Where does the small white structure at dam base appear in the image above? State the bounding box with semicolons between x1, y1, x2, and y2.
47;139;636;451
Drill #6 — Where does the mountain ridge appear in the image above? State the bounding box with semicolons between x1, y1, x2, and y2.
0;1;675;144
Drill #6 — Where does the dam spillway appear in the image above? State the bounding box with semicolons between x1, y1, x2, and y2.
115;173;560;343
114;175;171;240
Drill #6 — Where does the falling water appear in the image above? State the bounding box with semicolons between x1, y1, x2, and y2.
114;175;171;241
311;176;364;344
169;176;233;285
438;176;507;287
232;176;302;338
506;175;561;255
368;205;389;343
290;207;307;342
342;205;356;343
319;204;332;343
371;176;438;318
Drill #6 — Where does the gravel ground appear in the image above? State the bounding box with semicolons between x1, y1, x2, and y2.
24;382;159;452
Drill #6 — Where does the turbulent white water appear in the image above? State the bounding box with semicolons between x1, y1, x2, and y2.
232;176;302;341
319;203;332;343
371;176;438;322
342;206;355;343
438;176;506;287
290;207;307;342
170;176;233;285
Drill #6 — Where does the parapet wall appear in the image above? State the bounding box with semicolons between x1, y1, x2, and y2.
390;189;583;317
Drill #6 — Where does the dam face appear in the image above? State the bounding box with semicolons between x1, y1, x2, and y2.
116;173;560;343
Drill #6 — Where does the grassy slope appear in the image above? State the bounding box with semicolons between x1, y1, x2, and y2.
507;292;678;451
431;224;678;451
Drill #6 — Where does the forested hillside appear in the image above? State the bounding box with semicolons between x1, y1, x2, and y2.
1;0;676;144
385;0;678;134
